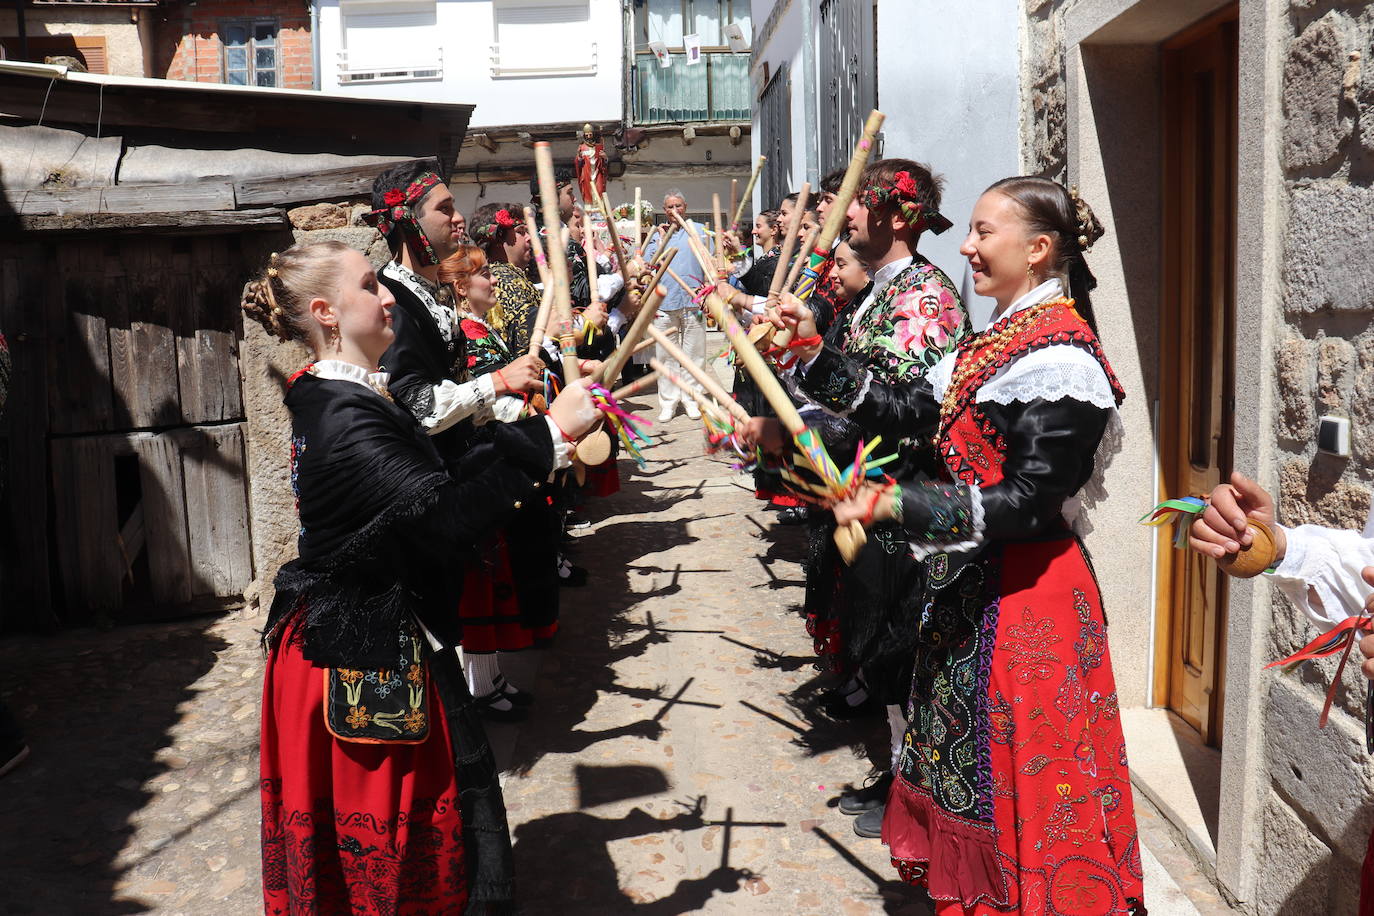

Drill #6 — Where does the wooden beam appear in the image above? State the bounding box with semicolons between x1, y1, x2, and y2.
235;158;422;207
6;180;237;216
7;208;286;234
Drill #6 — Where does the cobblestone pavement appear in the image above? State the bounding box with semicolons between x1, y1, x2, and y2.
0;339;1238;914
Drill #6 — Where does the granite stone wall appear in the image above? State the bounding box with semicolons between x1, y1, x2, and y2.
1021;0;1374;910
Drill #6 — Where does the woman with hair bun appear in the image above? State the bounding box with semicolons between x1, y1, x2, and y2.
776;177;1145;915
249;241;598;915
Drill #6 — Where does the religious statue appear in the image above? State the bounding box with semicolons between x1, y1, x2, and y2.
574;123;608;205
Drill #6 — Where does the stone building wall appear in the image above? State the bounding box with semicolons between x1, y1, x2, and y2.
1020;0;1374;911
239;202;390;615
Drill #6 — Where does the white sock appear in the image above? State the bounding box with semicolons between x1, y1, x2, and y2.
495;653;523;695
463;652;512;710
887;704;907;770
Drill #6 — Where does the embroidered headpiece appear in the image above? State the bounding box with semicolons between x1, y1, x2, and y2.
470;208;520;245
857;170;953;235
365;164;446;266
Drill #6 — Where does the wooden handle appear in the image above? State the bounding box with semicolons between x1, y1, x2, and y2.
645;325;751;424
593;186;633;291
815;110;884;255
767;183;810;308
731;155;766;230
633;186;642;252
670;212;715;280
712;192;727;277
612;368;661;400
534;143;579;381
1217;519;1278;579
770;226;821;350
523;206;550;285
729;179;739;234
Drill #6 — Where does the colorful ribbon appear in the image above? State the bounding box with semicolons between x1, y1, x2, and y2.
1266;614;1373;731
1139;496;1207;549
587;383;655;468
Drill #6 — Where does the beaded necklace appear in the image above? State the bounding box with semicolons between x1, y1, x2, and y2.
936;296;1075;438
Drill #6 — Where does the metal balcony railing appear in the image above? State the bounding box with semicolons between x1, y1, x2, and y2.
632;50;750;125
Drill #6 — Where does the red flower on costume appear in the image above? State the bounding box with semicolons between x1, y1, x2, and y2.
494;209;517;229
460;319;489;340
893;171;918;198
467;355;478;368
383;189;405;206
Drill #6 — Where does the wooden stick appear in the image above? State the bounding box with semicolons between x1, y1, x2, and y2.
534;142;580;380
594;186;634;291
769;226;821;351
645;328;750;424
766;182;810;309
642;224;669;261
523;206;550;285
697;288;866;560
670;212;715;280
730;155;766;231
712;192;727;278
526;284;556;357
795;110;885;303
633;186;642;252
597;249;675;389
729;179;739;232
612;368;661;400
648;358;733;425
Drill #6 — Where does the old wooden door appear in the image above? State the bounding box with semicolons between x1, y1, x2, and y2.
1156;6;1238;746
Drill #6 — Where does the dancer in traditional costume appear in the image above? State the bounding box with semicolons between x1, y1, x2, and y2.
471;202;543;355
437;245;564;721
778;176;1145;914
249;240;598;915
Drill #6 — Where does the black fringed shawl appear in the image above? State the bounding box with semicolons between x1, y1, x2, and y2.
264;373;553;913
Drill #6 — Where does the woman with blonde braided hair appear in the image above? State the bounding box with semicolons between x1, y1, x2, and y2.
249;239;598;915
774;176;1143;915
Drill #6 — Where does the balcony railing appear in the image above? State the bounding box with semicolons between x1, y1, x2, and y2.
337;48;442;84
632;50;749;125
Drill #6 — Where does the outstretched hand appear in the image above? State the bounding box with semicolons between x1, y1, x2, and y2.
1188;472;1285;562
832;482;896;527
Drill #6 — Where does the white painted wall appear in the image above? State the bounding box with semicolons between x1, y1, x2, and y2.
877;0;1020;326
316;0;623;128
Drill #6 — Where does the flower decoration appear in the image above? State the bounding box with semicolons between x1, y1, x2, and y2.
891;280;964;352
893;171;918;197
383;189;405;206
494;209;517;229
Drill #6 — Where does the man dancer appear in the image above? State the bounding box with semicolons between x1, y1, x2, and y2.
643;189;710;423
748;159;969;838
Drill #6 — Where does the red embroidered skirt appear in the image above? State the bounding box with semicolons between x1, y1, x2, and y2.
459;535;537;653
883;537;1144;915
260;630;468;915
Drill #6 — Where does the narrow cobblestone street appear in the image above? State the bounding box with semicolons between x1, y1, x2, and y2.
1;341;1234;914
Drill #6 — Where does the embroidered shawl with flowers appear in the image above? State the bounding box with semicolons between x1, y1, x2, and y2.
840;256;969;384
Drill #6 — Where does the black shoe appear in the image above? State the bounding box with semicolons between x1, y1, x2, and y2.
776;506;809;526
494;674;535;707
474;688;527;723
565;512;592;531
853;803;885;838
821;691;878;721
839;772;893;816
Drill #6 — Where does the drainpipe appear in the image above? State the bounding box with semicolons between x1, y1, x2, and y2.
310;0;321;90
799;0;819;185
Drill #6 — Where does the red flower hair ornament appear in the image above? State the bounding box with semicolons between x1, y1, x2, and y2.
857;170;953;236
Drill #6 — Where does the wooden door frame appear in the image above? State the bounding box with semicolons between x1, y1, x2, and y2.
1151;3;1239;745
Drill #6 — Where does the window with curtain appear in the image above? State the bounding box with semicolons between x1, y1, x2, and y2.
221;20;279;86
632;0;750;124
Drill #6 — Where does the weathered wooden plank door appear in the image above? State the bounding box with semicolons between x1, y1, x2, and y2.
180;424;253;600
1156;6;1239;747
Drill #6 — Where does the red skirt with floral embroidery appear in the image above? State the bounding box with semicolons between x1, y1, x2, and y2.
883;536;1145;915
260;629;468;915
458;535;540;653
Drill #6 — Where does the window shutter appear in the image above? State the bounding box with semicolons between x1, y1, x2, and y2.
493;1;591;72
341;0;439;71
0;35;108;74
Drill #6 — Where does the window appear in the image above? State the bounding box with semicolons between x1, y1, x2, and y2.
634;0;751;51
0;35;109;73
491;0;595;77
339;0;441;83
222;20;279;87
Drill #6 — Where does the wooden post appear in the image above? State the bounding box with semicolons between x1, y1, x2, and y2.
534;142;580;380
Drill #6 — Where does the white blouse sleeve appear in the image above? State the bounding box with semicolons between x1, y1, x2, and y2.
423;375;497;434
1267;524;1374;630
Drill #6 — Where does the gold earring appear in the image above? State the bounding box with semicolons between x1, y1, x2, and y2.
329;324;341;350
1027;262;1036;280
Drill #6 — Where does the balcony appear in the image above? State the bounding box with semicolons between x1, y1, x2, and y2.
632;50;749;125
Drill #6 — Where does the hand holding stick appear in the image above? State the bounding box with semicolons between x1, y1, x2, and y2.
769;227;821;350
767;183;810;309
596;250;675;389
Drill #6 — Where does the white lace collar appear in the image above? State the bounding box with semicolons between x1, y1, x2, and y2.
310;359;392;397
383;260;454;343
992;278;1064;324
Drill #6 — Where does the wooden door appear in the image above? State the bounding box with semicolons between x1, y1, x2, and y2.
1156;7;1238;746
